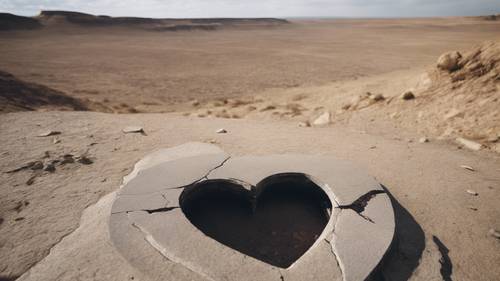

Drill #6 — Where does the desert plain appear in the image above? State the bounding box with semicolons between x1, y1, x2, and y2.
0;11;500;281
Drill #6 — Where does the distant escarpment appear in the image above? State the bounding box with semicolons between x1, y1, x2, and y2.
0;13;42;30
0;10;289;31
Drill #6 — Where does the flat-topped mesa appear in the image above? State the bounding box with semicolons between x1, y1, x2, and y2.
36;10;289;28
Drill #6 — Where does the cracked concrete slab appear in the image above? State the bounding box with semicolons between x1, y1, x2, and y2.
109;143;395;281
118;153;229;196
122;142;225;185
111;188;183;213
331;193;395;281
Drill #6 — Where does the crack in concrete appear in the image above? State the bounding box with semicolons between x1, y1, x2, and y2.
161;155;231;190
337;190;385;223
323;237;344;280
128;214;216;281
144;207;179;214
278;269;285;281
113;156;232;214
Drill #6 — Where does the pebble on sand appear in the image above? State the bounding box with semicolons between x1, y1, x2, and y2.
369;93;385;102
489;229;500;239
400;90;415;100
216;128;228;134
37;130;61;137
312;112;331;126
122;126;144;134
460;165;475;171
298;121;311;127
419;137;429;143
456;137;483;151
466;189;478;196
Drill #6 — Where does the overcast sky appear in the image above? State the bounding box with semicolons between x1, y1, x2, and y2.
1;0;499;18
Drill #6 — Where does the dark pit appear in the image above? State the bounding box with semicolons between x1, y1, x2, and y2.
180;173;332;268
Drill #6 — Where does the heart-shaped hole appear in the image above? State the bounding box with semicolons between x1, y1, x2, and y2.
180;173;332;268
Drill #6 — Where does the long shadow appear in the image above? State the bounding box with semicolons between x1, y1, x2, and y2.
369;185;426;281
432;235;453;281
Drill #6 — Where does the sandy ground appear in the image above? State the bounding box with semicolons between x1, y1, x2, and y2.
0;111;499;280
0;16;499;281
1;17;499;113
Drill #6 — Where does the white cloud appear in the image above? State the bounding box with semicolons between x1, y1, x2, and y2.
0;0;499;18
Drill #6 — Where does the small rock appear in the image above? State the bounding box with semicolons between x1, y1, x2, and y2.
122;126;144;134
489;229;500;239
466;189;478;196
390;112;399;119
43;163;56;172
456;137;483;151
369;94;385;102
487;135;499;143
437;51;462;72
190;99;200;107
30;161;44;170
460;165;475;171
216;128;227;134
400;91;415;100
312;112;331;126
468;206;478;211
37;130;61;137
298;121;311;127
52;137;61;144
419;137;429;143
76;156;93;165
60;154;75;164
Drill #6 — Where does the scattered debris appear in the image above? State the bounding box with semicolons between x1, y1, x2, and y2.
489;229;500;239
460;165;475;171
456;137;483;151
37;130;61;137
312;112;331;126
466;189;478;196
122;126;144;134
419;137;429;143
216;128;228;134
400;90;415;100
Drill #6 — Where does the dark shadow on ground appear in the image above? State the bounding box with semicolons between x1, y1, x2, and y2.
432;235;453;281
369;185;426;281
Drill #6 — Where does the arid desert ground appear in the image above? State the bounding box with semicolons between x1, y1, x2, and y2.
1;11;500;281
